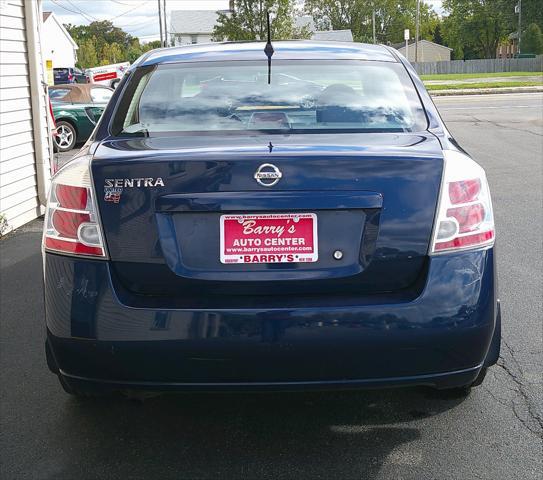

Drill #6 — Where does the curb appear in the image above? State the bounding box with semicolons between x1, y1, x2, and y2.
429;86;543;96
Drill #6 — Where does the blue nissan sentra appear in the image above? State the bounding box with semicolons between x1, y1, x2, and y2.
42;41;500;397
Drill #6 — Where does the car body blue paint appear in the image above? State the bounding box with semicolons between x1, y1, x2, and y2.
44;41;499;393
134;41;397;68
45;248;496;389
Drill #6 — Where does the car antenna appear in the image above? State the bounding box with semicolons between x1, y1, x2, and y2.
264;11;274;85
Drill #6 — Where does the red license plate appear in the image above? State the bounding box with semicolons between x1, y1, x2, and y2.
220;213;318;264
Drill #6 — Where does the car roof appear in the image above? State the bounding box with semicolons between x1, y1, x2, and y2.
136;41;397;67
50;84;113;103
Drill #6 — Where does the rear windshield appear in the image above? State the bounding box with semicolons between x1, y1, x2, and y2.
49;88;70;101
112;60;427;135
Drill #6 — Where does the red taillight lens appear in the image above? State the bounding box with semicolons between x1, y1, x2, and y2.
43;156;107;258
448;178;480;204
44;237;105;256
446;203;485;233
56;184;88;210
431;151;494;254
433;231;494;252
51;210;90;238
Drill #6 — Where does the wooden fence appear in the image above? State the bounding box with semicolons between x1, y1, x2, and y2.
412;56;543;75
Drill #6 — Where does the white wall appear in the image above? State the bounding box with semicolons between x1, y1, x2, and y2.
42;15;76;68
397;41;452;63
0;0;52;233
173;34;213;46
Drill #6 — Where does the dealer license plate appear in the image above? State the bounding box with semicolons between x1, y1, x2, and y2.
220;213;318;264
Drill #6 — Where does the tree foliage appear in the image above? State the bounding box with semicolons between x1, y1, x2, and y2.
76;37;98;69
441;0;515;59
522;23;543;54
66;21;162;69
212;0;310;41
304;0;440;45
441;0;543;59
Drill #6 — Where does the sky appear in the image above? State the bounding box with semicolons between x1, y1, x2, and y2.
43;0;444;43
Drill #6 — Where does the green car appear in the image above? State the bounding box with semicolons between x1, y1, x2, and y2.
50;84;114;152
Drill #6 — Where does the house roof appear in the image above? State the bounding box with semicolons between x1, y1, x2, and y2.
170;10;223;35
392;39;452;51
42;11;78;49
311;30;353;42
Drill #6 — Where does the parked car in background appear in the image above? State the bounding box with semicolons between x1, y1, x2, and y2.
85;62;130;89
49;84;113;151
43;42;500;398
53;67;86;85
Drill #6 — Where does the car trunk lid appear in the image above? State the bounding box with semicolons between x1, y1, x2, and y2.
91;132;443;299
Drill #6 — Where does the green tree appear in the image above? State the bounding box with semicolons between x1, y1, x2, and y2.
213;0;309;41
522;23;543;54
441;0;514;59
304;0;439;45
304;0;371;41
76;37;98;69
100;42;123;65
519;0;543;32
66;20;135;51
126;38;143;63
142;40;162;52
66;20;136;66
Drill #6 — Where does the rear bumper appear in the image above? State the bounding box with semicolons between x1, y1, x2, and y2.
44;249;499;390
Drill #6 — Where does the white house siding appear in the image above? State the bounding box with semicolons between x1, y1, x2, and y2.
42;12;77;69
173;33;213;45
0;0;51;233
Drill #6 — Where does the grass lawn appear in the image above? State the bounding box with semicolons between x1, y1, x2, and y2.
425;80;543;91
420;71;543;81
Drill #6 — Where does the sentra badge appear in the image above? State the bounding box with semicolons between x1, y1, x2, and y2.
104;178;165;188
103;177;164;203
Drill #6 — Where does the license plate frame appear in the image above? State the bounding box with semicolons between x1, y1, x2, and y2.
220;213;318;264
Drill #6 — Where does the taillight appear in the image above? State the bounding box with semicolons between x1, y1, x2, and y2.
430;150;495;254
43;155;107;258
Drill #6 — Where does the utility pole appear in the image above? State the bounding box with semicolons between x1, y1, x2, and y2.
372;8;376;44
516;0;522;55
415;0;420;62
404;29;410;61
163;0;168;47
157;0;164;47
259;0;263;40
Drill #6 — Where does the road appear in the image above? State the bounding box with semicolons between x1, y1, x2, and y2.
424;74;543;85
1;93;542;480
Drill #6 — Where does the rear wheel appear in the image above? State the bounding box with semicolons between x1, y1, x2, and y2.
53;121;77;152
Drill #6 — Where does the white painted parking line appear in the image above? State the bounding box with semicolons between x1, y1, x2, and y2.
439;105;541;110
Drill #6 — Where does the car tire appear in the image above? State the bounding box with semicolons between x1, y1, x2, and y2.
470;366;488;387
53;121;77;152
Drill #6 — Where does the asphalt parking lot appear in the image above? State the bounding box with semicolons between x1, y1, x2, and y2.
1;93;542;480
